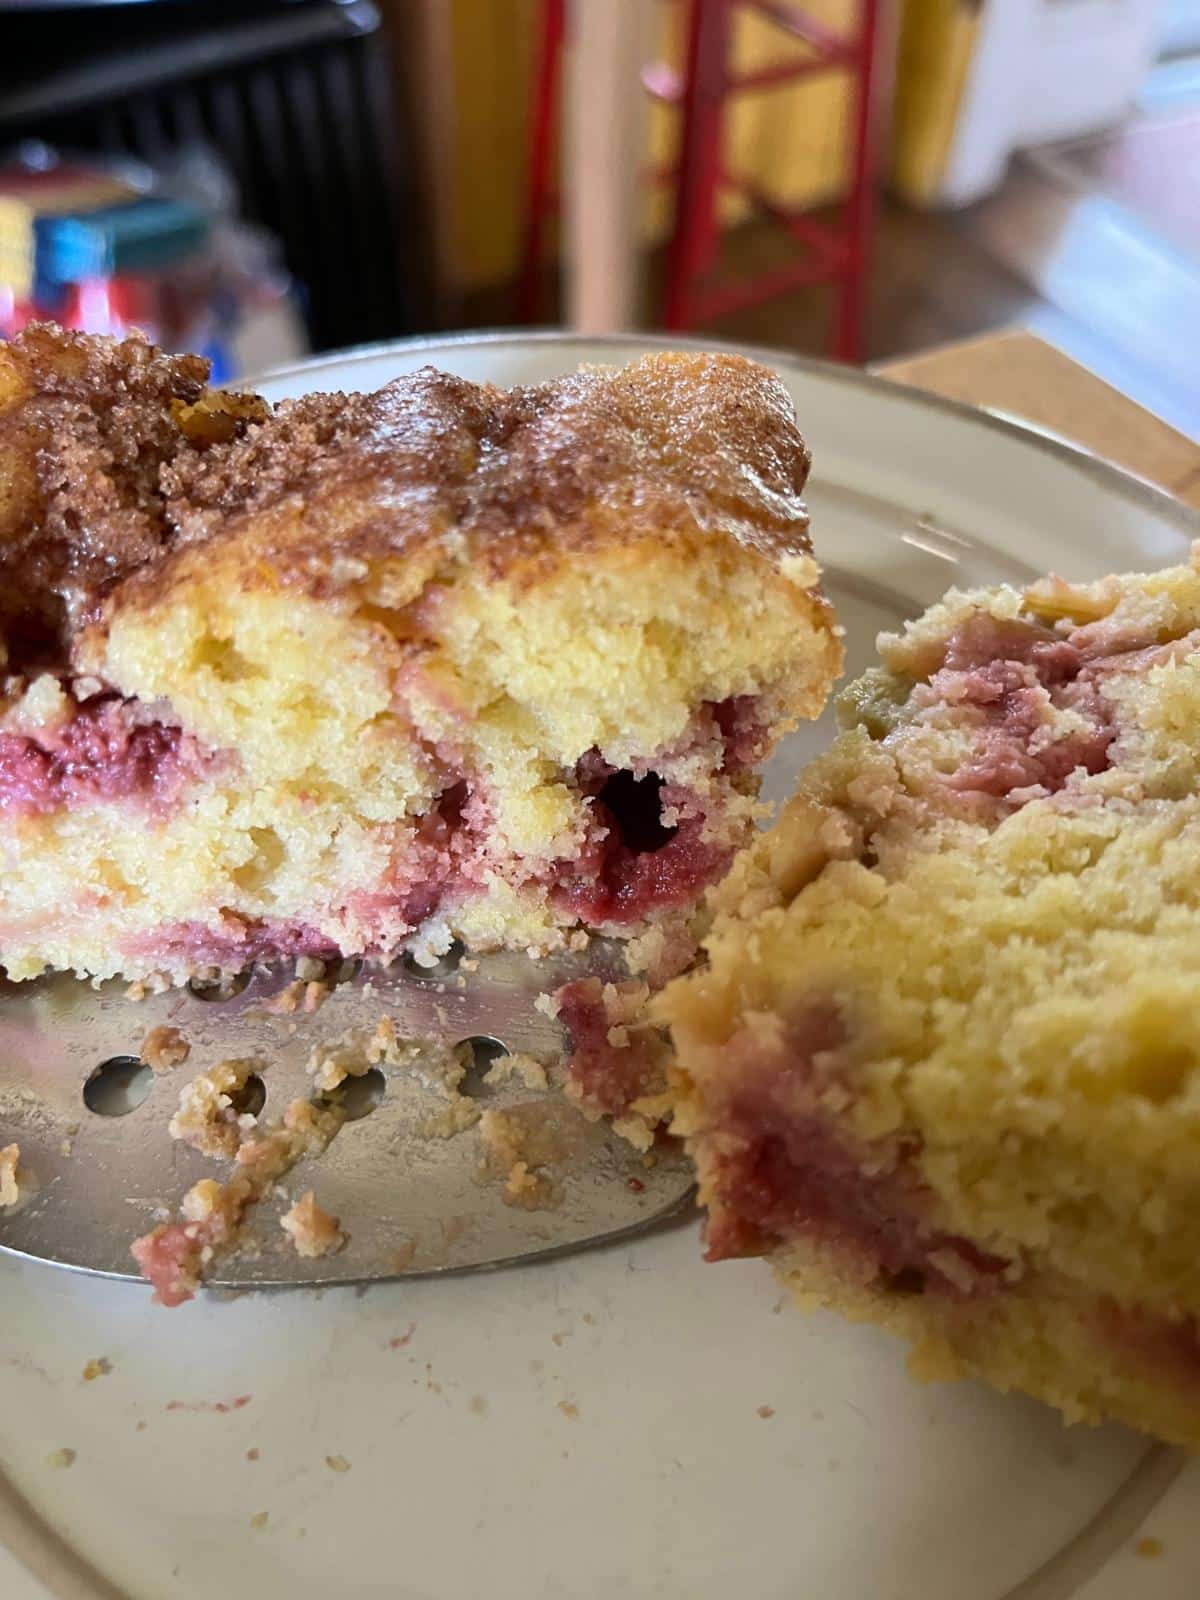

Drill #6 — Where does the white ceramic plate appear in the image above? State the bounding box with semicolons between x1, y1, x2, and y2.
3;333;1199;1600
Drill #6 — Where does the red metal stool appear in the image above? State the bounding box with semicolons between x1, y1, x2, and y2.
517;0;887;363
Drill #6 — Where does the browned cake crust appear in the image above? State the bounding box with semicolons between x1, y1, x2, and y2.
1;327;823;672
0;324;261;665
110;348;819;628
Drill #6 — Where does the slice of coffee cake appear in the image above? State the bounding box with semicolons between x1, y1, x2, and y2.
0;327;841;985
660;550;1200;1448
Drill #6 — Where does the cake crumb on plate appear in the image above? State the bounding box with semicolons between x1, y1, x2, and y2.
0;1143;33;1209
280;1190;345;1258
140;1024;190;1074
46;1448;75;1469
82;1357;112;1381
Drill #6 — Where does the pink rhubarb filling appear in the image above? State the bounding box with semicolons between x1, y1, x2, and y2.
915;615;1115;807
699;1004;1010;1298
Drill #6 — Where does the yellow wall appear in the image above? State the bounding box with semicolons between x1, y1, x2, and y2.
448;0;858;292
891;0;981;205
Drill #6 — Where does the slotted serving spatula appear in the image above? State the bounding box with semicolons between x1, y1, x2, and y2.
0;943;695;1290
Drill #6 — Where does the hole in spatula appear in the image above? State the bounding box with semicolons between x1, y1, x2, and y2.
323;1067;386;1123
328;957;363;987
399;940;464;981
188;969;251;1002
229;1074;266;1119
84;1055;154;1117
459;1035;509;1096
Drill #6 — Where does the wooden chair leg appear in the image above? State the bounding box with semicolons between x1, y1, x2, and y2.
662;0;732;331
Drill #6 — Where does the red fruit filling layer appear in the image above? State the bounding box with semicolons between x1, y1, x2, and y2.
553;767;733;927
11;687;765;974
0;692;212;817
700;1004;1010;1298
97;696;766;971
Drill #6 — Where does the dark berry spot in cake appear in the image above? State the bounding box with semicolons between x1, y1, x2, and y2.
129;919;340;977
595;770;677;854
711;695;771;771
1099;1301;1200;1384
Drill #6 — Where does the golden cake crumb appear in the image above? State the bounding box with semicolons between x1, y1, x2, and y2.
82;1357;112;1381
482;1051;549;1091
169;1058;262;1158
140;1024;190;1074
1136;1537;1163;1559
0;1143;24;1207
134;1094;346;1304
264;978;329;1015
280;1190;345;1259
325;1454;351;1473
756;1405;775;1420
478;1104;574;1210
249;1511;269;1530
557;1401;580;1421
46;1448;76;1469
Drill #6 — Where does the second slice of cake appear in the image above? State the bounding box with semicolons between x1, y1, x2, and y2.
660;550;1200;1449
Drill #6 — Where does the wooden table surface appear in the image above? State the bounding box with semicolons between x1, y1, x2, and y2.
879;329;1200;510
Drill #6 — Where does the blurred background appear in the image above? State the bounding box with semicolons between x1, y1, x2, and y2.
0;0;1195;434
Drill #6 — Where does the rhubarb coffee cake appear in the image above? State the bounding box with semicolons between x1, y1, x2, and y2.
660;550;1200;1448
0;326;841;986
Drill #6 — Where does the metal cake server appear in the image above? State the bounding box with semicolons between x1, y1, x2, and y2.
0;943;695;1290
